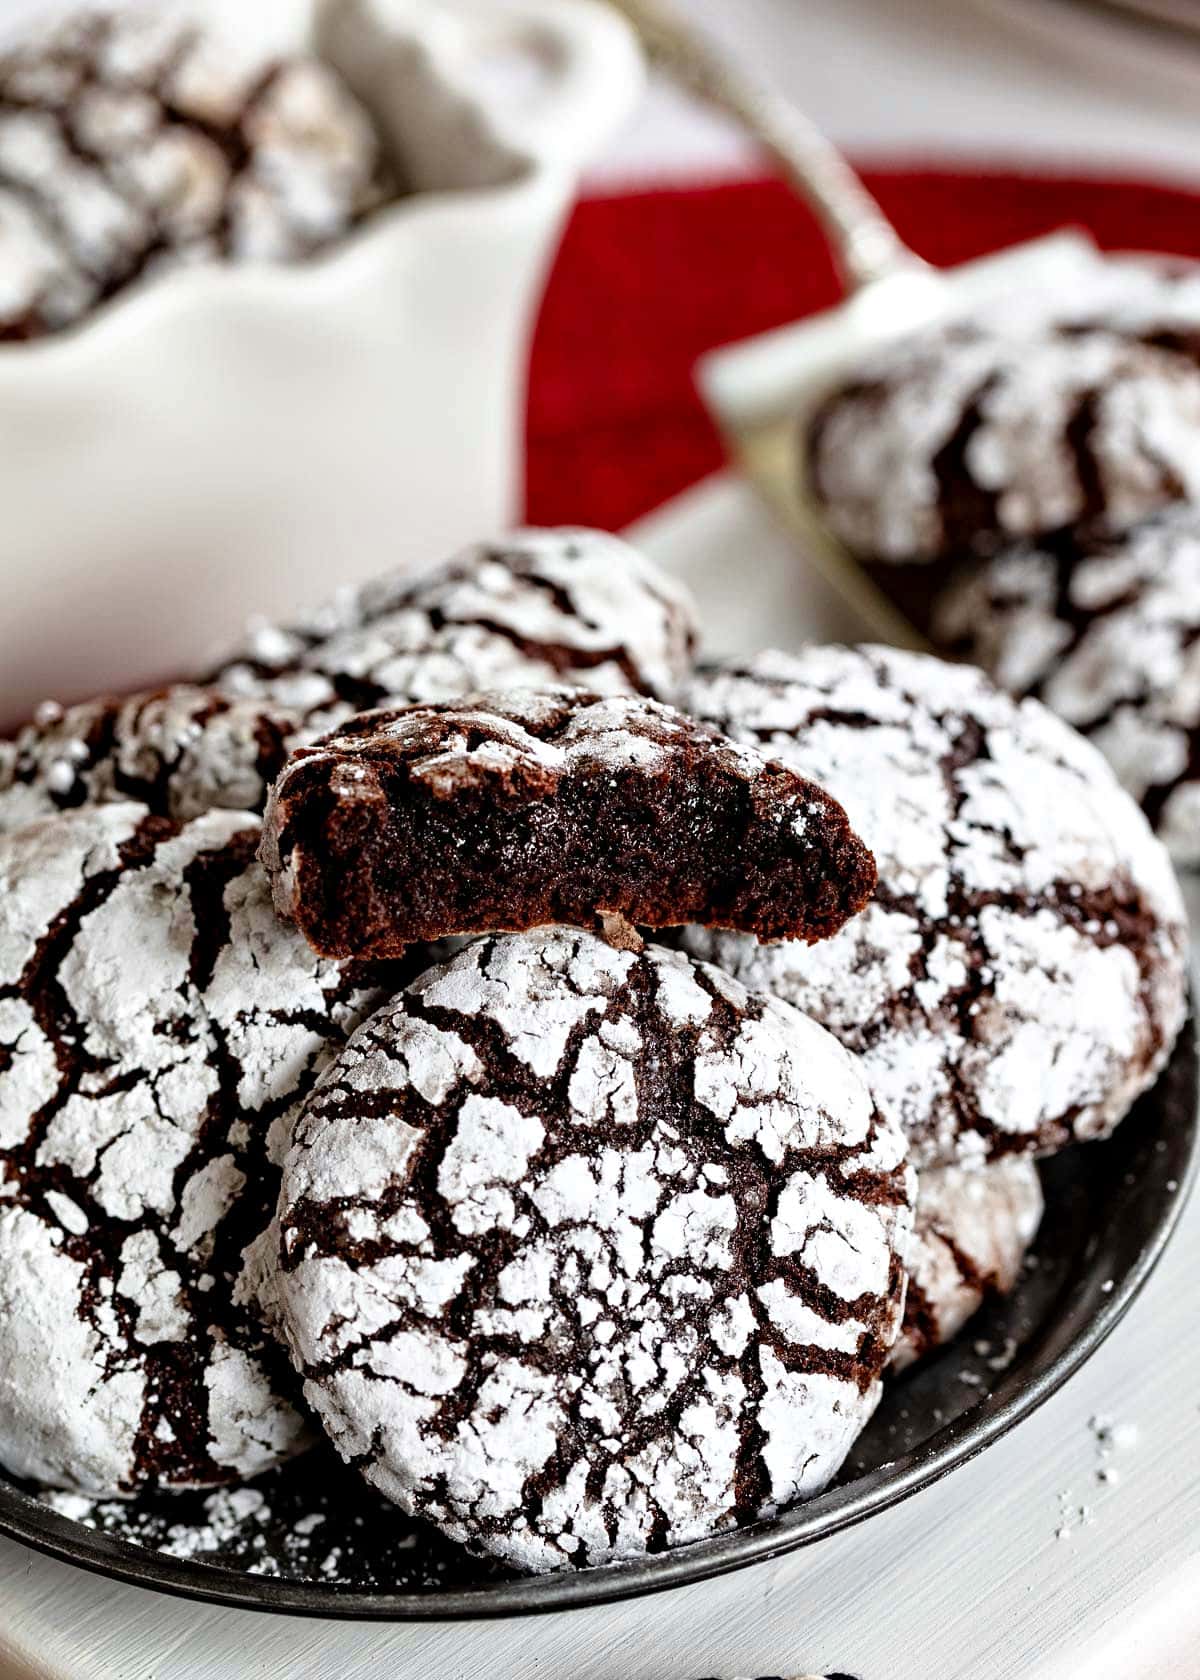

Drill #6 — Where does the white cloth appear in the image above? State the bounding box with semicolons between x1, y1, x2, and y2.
591;0;1200;187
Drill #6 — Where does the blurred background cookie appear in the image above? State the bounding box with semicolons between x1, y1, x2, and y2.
0;5;393;341
806;325;1200;570
931;505;1200;868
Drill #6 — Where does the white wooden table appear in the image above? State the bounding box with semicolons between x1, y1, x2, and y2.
5;1;1200;1674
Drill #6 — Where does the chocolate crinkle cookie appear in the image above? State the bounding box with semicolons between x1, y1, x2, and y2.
271;927;914;1574
207;527;700;734
1064;260;1200;368
0;802;391;1495
931;505;1200;869
806;324;1200;565
259;687;877;959
891;1158;1043;1373
681;645;1188;1168
0;6;393;341
0;685;296;834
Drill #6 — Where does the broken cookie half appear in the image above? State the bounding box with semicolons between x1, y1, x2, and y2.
259;688;877;960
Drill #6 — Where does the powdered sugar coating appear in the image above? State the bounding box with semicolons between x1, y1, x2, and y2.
0;685;296;834
0;8;392;341
891;1157;1043;1372
931;506;1200;868
807;326;1200;563
209;528;699;735
1065;260;1200;366
286;689;745;795
274;927;913;1574
0;802;388;1495
682;645;1188;1167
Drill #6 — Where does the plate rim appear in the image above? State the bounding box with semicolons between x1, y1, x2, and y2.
1;1018;1195;1620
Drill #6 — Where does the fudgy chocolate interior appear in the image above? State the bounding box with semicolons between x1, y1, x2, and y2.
276;742;875;960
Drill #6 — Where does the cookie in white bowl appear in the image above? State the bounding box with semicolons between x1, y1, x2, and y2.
0;5;394;342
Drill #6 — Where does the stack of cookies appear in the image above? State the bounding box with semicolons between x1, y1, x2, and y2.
0;528;1188;1575
805;270;1200;868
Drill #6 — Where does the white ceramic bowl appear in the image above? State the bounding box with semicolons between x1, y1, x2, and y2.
0;0;643;725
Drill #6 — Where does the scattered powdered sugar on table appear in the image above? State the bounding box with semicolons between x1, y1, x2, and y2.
682;644;1188;1168
1052;1412;1140;1538
1055;1486;1096;1542
1089;1412;1139;1487
273;927;914;1574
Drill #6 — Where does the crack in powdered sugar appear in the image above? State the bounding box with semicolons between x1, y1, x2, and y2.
681;645;1188;1168
206;528;699;737
272;927;914;1574
807;325;1200;563
0;7;394;341
932;504;1200;867
0;686;297;835
0;801;392;1496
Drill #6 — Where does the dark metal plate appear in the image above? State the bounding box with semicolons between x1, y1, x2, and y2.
0;1016;1195;1619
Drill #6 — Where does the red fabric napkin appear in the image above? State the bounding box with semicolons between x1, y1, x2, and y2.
525;166;1200;532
